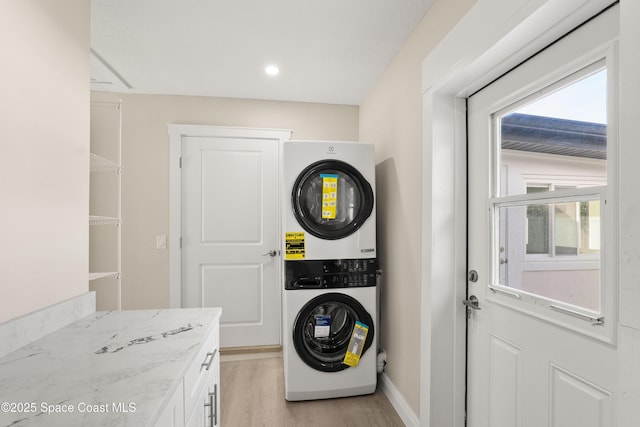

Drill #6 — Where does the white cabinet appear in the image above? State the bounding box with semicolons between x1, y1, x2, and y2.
89;99;122;310
155;317;221;427
184;326;220;427
156;380;185;427
185;352;220;427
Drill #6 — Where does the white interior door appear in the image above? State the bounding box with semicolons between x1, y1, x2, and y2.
467;7;619;426
181;133;283;348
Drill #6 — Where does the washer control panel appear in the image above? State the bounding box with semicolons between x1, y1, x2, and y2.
285;258;377;289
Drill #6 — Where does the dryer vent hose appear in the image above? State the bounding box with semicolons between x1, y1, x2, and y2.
377;350;387;374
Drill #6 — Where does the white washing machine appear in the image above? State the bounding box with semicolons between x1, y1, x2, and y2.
282;140;376;261
282;259;378;401
281;140;378;401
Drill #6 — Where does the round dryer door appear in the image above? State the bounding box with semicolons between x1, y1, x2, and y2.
292;160;374;240
292;292;374;372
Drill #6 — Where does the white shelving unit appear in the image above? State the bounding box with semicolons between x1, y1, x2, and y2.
89;214;121;226
89;100;122;311
90;152;121;172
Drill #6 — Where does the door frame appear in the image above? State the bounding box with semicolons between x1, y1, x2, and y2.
167;125;291;308
419;1;619;426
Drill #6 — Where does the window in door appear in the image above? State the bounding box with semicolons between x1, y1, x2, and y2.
493;62;608;318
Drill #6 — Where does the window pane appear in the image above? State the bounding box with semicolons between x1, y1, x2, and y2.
555;202;579;255
493;64;607;315
580;200;601;254
498;198;601;312
526;204;549;254
499;69;607;197
526;187;549;254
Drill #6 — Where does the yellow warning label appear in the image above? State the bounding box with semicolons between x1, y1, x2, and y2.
285;232;305;260
321;174;338;219
342;321;369;367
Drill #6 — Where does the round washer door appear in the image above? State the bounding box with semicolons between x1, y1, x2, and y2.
292;292;374;372
292;160;374;240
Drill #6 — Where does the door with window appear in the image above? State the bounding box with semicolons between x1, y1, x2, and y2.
467;7;618;426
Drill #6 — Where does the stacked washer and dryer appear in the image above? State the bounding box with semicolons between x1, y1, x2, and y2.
281;140;378;401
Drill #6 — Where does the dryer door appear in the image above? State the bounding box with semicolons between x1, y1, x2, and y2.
292;292;374;372
292;160;374;240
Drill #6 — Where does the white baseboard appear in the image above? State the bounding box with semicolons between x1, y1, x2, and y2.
379;372;420;427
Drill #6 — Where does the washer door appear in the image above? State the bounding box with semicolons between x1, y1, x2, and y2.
292;160;374;240
292;292;374;372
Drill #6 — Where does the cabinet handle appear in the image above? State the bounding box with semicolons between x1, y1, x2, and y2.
201;348;218;370
204;384;217;427
204;397;213;427
209;384;218;426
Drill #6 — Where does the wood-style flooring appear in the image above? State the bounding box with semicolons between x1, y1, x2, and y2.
220;353;405;427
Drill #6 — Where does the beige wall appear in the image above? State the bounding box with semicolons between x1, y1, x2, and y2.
359;0;477;415
0;1;90;323
89;93;359;310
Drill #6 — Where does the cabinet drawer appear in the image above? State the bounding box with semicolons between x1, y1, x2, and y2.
183;324;218;419
185;352;219;427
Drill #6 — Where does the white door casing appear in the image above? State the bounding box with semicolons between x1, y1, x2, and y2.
168;125;291;348
466;7;618;427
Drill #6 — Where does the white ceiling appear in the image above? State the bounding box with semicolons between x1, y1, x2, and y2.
90;0;432;105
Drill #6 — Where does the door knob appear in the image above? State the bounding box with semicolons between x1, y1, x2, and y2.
262;250;277;257
463;295;481;319
462;295;481;310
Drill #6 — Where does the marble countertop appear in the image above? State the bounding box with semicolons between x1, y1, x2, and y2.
0;308;222;427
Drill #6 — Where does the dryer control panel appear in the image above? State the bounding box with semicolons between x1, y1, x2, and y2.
285;258;377;289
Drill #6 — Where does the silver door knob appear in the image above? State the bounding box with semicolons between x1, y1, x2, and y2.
462;295;481;310
262;250;277;257
463;295;481;319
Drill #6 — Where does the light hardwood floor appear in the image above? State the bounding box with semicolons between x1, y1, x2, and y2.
220;354;405;426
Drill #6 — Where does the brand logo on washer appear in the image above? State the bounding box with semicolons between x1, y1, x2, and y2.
361;248;375;253
327;145;336;154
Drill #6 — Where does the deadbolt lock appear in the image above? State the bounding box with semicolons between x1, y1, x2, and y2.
468;270;478;282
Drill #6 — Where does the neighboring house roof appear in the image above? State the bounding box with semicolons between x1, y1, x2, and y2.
501;113;607;160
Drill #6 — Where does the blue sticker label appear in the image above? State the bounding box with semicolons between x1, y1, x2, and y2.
316;315;331;326
314;315;331;338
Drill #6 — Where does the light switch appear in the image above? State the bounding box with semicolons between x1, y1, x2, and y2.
156;235;167;250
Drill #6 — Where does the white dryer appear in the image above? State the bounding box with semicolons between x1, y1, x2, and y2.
282;140;376;261
282;259;378;401
281;140;378;401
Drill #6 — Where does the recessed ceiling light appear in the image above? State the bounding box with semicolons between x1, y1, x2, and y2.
265;65;279;76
